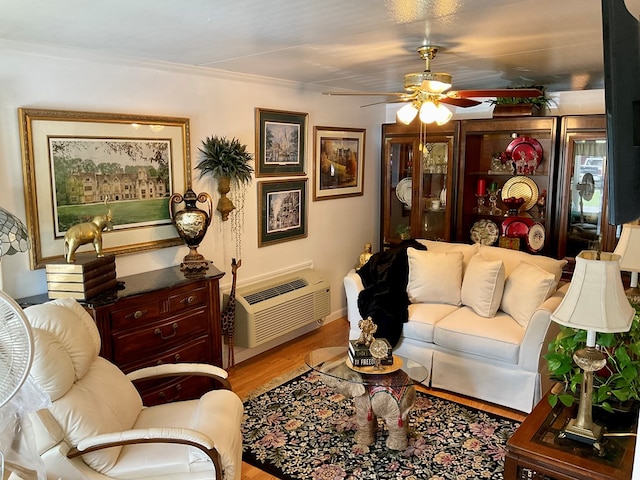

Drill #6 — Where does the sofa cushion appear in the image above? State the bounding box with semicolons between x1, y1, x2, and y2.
433;307;524;365
501;262;557;328
404;303;460;343
478;244;566;284
407;248;463;306
461;253;506;317
417;240;479;271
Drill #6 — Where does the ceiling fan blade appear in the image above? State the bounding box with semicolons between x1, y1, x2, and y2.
440;97;482;108
323;91;409;97
449;88;544;99
359;99;403;107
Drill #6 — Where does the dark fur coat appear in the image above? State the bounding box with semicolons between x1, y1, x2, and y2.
356;239;426;347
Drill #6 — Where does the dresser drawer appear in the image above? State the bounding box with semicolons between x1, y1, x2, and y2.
119;336;211;373
109;283;208;331
110;300;163;331
112;307;209;364
139;375;216;406
167;283;208;314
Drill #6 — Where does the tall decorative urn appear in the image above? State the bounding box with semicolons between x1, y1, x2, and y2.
169;188;212;273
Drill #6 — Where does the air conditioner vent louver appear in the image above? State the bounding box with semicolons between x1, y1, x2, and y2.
229;269;331;348
244;278;308;305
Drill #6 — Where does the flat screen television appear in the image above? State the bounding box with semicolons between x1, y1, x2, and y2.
602;0;640;225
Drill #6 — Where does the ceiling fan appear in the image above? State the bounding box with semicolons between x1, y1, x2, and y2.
324;45;543;125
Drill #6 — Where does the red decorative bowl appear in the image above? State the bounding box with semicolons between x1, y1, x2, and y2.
502;196;525;214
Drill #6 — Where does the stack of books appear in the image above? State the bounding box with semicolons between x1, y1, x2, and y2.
348;338;393;367
46;253;118;300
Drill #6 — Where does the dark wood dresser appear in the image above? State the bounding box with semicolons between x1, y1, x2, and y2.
21;264;225;406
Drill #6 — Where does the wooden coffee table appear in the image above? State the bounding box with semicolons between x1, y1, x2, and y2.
505;390;637;480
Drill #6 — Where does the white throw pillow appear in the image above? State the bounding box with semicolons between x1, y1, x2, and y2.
461;253;506;318
416;240;479;271
478;244;566;285
501;262;557;328
407;248;463;306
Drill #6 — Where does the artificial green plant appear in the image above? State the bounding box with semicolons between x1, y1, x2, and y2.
545;304;640;413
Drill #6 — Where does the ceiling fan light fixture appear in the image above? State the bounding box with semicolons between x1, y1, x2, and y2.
397;102;419;125
435;103;453;125
419;100;439;124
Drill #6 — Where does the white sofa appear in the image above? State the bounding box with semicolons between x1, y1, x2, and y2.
344;240;568;413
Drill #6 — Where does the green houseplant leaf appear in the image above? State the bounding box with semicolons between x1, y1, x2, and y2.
544;304;640;411
196;136;254;186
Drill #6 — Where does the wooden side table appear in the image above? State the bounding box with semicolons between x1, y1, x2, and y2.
505;391;637;480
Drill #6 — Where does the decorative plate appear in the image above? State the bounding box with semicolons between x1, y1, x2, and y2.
470;219;499;245
502;217;530;238
506;136;543;166
347;355;403;374
526;223;546;252
395;177;412;208
501;176;539;212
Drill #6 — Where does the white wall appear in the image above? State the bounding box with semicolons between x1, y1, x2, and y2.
0;44;383;330
0;44;607;362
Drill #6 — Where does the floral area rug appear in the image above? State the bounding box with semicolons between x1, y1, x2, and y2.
242;369;520;480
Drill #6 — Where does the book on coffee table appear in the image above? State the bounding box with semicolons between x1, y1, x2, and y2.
348;338;393;366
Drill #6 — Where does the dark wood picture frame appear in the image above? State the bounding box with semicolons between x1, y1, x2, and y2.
258;178;307;247
255;108;308;177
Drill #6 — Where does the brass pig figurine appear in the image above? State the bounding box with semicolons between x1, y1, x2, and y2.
64;202;113;263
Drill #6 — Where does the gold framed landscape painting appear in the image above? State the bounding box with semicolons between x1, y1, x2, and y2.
313;126;365;200
18;108;191;269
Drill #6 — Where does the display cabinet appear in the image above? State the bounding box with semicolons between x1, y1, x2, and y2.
381;121;459;248
455;117;559;255
555;115;617;262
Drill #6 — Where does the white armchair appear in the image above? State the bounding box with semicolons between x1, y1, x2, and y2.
25;297;243;480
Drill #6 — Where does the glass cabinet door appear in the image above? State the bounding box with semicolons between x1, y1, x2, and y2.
381;122;458;248
420;140;453;241
556;115;617;259
384;138;416;245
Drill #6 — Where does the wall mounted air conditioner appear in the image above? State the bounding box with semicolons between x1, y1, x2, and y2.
227;268;330;348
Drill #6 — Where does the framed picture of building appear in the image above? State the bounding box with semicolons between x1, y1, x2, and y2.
313;126;365;200
255;108;307;177
258;179;307;247
18;108;191;269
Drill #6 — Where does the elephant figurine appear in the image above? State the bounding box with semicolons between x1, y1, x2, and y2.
320;361;416;450
63;199;113;263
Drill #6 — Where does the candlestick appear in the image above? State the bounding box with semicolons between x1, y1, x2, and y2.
477;179;486;196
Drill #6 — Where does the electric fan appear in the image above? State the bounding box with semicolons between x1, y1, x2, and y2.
0;290;34;479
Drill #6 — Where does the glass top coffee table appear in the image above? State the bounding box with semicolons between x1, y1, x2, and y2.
305;346;429;387
304;346;429;450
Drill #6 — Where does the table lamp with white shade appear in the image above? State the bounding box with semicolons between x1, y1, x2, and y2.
550;250;634;447
613;221;640;304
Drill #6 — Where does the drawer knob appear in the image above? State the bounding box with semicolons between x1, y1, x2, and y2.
158;383;182;403
154;322;178;340
133;310;145;319
181;295;196;305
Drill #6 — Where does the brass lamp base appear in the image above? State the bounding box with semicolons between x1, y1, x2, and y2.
558;345;607;450
560;418;603;446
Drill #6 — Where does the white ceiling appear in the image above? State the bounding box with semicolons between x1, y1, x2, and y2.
1;0;639;95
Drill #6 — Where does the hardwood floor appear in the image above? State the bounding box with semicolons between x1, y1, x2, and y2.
228;316;527;480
